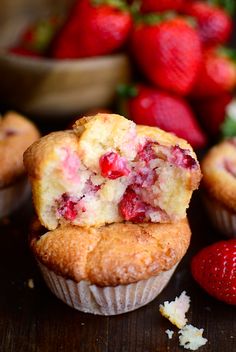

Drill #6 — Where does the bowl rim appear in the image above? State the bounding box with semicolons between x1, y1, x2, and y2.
0;50;128;69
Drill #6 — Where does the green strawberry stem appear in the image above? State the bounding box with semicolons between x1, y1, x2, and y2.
217;47;236;62
92;0;129;11
207;0;236;15
117;84;138;98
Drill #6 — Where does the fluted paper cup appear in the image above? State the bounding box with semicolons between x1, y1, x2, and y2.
38;261;178;316
0;177;30;217
204;196;236;238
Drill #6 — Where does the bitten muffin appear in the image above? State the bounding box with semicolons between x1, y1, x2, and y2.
201;138;236;237
24;113;201;230
0;111;40;217
30;218;191;315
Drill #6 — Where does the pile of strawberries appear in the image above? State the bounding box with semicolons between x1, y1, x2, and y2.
9;0;236;148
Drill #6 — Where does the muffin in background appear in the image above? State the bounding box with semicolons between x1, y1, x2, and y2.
30;219;191;315
201;138;236;237
0;111;40;217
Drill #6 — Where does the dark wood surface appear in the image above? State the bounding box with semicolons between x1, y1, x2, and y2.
0;183;235;352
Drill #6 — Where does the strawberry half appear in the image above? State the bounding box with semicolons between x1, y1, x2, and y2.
51;0;132;59
131;15;202;96
191;239;236;305
182;1;233;47
121;84;207;148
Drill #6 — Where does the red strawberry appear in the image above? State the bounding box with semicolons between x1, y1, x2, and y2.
192;92;233;137
140;0;186;13
123;84;206;148
9;47;42;58
190;48;236;98
51;0;132;59
191;239;236;305
9;16;62;57
131;16;202;96
182;1;233;47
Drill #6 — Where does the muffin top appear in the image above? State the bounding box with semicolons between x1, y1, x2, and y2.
201;138;236;210
0;111;40;187
30;219;191;286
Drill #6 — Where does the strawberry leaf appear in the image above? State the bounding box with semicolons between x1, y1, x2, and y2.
117;84;138;98
217;47;236;61
138;11;176;25
207;0;236;15
92;0;128;11
221;116;236;137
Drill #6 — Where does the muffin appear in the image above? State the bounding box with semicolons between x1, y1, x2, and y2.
0;111;40;217
24;113;201;230
30;218;191;315
201;138;236;237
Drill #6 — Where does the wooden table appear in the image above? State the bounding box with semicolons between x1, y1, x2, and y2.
0;181;235;352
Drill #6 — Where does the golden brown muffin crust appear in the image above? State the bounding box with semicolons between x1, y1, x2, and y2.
30;219;191;286
23;130;77;179
201;139;236;211
0;111;40;187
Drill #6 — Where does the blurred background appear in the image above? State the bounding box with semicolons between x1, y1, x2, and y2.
0;0;236;147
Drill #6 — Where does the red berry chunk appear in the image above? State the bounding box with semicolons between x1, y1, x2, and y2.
99;151;130;179
57;193;78;221
119;189;147;222
137;141;157;163
170;146;197;169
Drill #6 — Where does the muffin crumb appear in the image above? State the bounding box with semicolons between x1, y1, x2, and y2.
178;324;208;351
159;291;190;328
165;329;174;339
28;278;34;289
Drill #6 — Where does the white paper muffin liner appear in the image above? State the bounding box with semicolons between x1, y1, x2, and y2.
0;177;30;218
38;261;178;315
204;196;236;238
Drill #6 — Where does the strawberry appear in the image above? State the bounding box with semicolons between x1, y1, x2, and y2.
191;239;236;305
9;16;62;57
192;93;233;137
140;0;186;13
51;0;132;59
131;16;202;96
9;47;42;58
182;1;233;47
121;84;207;148
190;48;236;99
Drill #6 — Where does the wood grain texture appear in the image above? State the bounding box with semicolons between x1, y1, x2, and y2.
0;191;235;352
